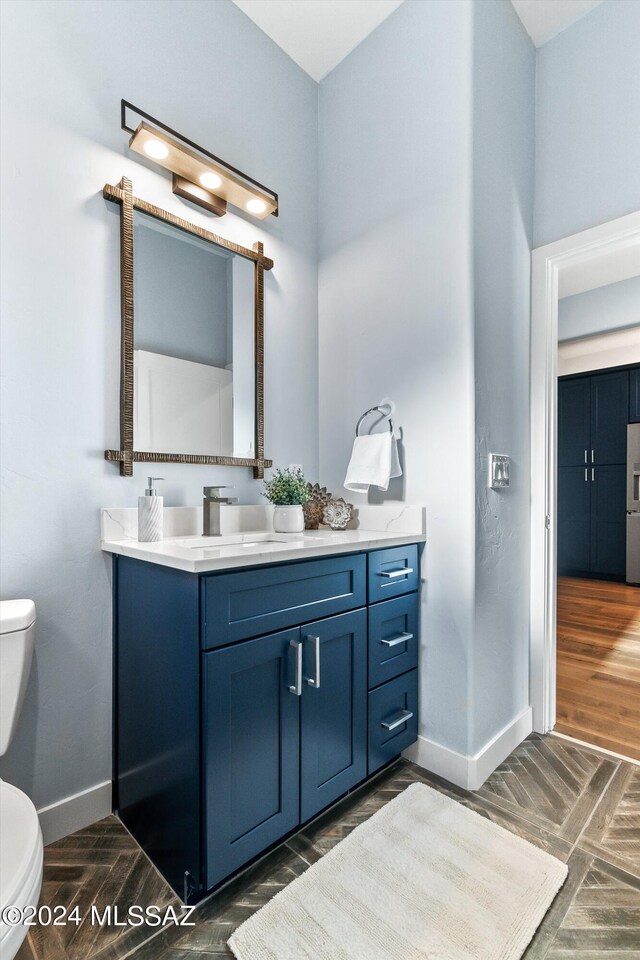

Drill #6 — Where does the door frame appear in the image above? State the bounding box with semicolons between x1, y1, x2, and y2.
530;210;640;734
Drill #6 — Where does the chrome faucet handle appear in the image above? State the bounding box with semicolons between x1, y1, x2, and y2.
203;485;235;500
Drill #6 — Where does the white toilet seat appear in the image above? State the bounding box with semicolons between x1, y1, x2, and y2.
0;779;43;959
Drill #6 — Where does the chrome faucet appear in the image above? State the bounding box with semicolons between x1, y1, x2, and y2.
203;486;238;536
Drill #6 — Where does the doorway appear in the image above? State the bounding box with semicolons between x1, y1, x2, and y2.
555;328;640;758
530;210;640;755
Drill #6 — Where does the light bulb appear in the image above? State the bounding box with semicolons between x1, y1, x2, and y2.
246;198;267;215
200;172;222;190
143;138;169;160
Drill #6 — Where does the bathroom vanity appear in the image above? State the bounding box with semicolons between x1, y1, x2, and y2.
103;515;424;902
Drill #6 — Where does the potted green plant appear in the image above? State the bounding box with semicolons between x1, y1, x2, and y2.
263;467;310;533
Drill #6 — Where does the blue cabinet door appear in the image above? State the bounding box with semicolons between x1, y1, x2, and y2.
300;609;367;823
558;466;591;575
203;628;301;889
590;465;627;577
591;371;629;464
558;377;591;466
631;369;640;423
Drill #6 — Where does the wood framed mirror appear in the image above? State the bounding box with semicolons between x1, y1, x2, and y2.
103;177;273;478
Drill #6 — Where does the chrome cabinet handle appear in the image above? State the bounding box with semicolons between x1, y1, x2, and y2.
584;468;588;482
381;709;413;731
379;567;414;579
592;467;595;481
584;450;588;463
306;635;321;689
591;450;595;463
380;631;413;648
289;639;302;696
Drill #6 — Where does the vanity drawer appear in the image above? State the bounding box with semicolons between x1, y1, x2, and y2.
367;544;418;603
368;594;419;689
368;669;418;774
201;554;366;647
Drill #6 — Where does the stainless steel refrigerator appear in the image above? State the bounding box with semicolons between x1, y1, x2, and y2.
627;423;640;585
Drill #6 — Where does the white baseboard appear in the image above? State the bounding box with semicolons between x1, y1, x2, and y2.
37;781;112;845
404;706;533;791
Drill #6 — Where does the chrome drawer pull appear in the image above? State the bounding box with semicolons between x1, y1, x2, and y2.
381;709;413;731
379;567;414;579
380;631;413;648
306;635;321;689
289;639;302;696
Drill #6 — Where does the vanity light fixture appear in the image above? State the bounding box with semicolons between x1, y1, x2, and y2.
121;100;278;220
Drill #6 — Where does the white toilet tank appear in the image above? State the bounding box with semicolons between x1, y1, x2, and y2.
0;600;36;756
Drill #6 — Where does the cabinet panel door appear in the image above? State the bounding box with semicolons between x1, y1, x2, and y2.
630;369;640;424
591;371;629;464
300;609;367;823
557;466;591;575
203;629;300;889
558;377;591;466
590;465;627;578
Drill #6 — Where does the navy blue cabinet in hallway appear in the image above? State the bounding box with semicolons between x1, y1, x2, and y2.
590;465;627;578
300;610;367;823
557;368;634;580
558;466;591;575
590;371;629;465
631;369;640;423
558;376;591;466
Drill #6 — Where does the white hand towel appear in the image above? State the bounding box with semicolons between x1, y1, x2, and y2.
344;433;402;493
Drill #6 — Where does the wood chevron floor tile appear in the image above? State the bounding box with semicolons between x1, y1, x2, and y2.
18;737;640;960
475;733;619;842
581;763;640;879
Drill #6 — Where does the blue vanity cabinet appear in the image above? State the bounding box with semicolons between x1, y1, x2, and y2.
114;543;421;902
299;609;367;823
203;628;301;889
114;557;201;902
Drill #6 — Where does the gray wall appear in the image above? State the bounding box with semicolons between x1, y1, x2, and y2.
0;0;319;809
559;275;640;342
134;215;233;368
319;0;477;757
471;0;535;753
534;0;640;246
318;0;535;759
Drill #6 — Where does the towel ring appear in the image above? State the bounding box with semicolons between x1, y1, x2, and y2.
356;406;394;437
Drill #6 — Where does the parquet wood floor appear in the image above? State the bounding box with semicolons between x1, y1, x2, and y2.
556;576;640;761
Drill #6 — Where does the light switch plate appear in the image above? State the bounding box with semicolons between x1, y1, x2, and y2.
489;454;510;488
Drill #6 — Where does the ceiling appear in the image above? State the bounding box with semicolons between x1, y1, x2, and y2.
232;0;604;82
232;0;404;82
511;0;603;47
511;0;602;47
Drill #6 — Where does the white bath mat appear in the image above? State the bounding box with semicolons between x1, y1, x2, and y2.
228;781;568;960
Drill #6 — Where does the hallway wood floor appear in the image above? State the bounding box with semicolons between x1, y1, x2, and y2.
17;735;640;960
556;576;640;761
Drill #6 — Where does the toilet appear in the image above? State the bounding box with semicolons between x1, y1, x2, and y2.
0;600;43;960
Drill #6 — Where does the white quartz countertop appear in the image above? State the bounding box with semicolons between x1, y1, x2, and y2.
101;528;425;574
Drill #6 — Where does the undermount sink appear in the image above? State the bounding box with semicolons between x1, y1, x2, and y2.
171;533;334;550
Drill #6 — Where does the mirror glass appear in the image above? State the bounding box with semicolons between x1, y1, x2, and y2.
133;211;255;458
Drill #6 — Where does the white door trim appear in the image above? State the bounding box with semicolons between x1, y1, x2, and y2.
530;210;640;734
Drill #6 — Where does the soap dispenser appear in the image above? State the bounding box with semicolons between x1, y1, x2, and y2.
138;477;164;542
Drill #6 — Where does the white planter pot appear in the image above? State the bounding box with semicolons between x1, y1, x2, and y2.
273;505;304;533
